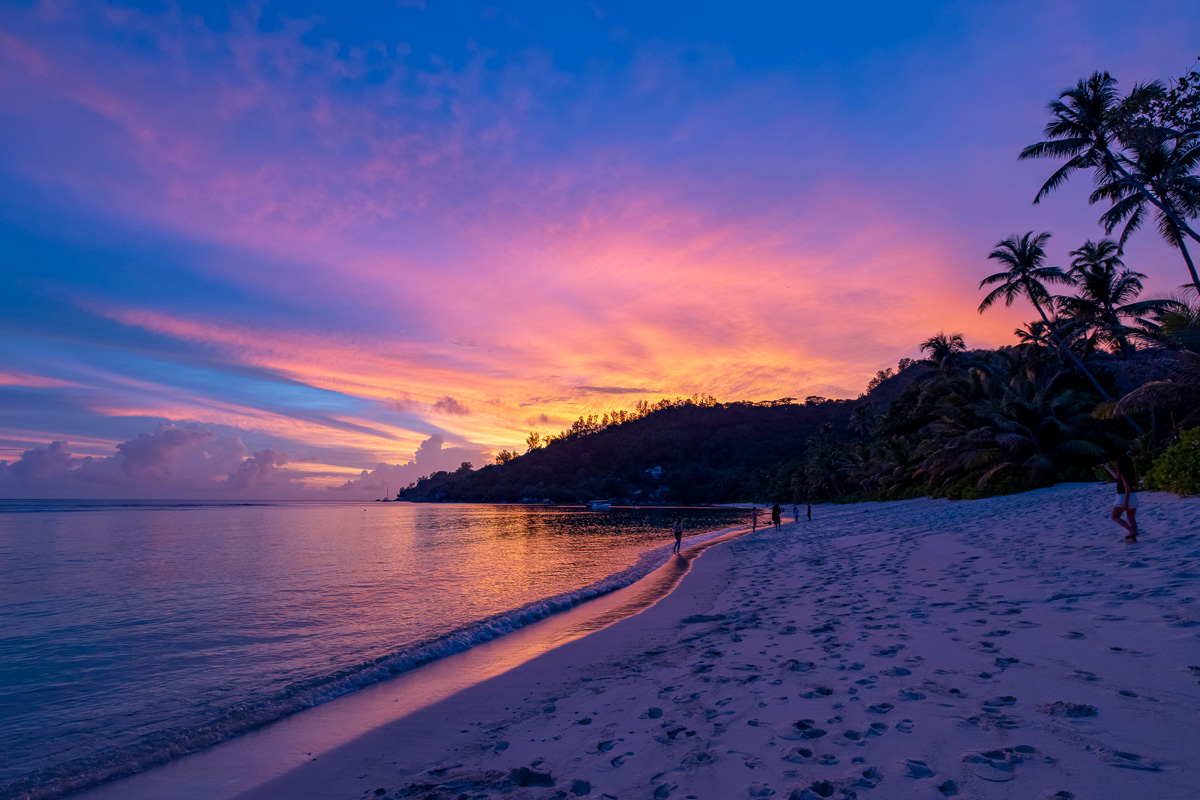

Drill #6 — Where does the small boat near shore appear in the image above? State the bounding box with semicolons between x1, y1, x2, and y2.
586;499;612;510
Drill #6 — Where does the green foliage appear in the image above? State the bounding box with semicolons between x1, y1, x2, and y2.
1146;428;1200;495
406;54;1200;508
401;395;858;504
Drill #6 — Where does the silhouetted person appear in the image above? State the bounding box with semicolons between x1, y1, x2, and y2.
751;506;757;531
1104;454;1139;541
771;503;782;530
792;504;799;523
807;503;812;521
672;516;684;553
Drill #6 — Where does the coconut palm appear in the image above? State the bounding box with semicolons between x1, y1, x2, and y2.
1116;294;1200;432
1020;72;1200;248
1090;128;1200;293
917;355;1119;492
919;332;966;373
1014;320;1053;348
1056;239;1176;358
978;232;1112;399
848;403;876;436
1112;344;1200;433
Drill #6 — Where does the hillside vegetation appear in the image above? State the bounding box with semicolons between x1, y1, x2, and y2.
401;63;1200;505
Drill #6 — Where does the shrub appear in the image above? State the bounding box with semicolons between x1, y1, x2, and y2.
1147;428;1200;496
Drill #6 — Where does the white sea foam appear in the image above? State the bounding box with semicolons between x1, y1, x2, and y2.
1;514;740;800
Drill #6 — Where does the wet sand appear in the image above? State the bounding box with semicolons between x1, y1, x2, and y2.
82;483;1200;799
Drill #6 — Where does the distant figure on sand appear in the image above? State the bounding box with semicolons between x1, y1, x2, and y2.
1104;455;1139;542
672;516;684;553
771;503;782;530
751;506;757;531
792;504;799;523
807;503;812;521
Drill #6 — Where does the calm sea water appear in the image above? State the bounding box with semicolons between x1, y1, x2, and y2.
0;501;747;799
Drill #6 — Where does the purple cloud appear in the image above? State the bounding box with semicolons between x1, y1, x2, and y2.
432;396;470;416
332;434;485;493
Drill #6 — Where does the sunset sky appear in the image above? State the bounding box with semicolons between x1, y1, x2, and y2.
1;0;1197;497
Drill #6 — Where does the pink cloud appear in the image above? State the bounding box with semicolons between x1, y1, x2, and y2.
332;435;486;493
0;425;478;499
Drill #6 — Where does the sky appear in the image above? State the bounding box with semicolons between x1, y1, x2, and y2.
1;0;1197;498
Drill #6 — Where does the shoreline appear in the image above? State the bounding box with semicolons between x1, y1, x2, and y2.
72;523;753;800
80;484;1200;798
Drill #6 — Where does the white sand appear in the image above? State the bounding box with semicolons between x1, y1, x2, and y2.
87;483;1200;799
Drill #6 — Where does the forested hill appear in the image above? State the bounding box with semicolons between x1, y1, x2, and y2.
397;366;924;504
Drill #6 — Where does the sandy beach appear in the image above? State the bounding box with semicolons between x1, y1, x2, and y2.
85;483;1200;800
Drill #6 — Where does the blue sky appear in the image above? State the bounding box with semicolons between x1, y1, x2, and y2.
1;0;1197;497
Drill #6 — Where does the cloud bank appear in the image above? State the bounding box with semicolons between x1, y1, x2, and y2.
0;425;483;499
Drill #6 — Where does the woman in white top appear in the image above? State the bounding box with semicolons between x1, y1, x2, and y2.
1103;453;1139;541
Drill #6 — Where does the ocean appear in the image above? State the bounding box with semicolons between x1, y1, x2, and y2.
0;500;747;800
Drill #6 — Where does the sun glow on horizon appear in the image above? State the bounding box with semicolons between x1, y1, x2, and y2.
1;0;1196;497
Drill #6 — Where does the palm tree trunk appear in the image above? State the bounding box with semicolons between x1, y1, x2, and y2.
1025;284;1112;400
1176;238;1200;296
1107;307;1132;360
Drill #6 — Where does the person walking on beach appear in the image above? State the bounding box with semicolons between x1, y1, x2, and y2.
807;503;812;521
792;504;799;523
1104;454;1140;542
771;503;782;530
751;506;757;531
672;516;684;554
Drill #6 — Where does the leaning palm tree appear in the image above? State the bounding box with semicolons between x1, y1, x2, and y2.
1091;128;1200;294
1020;72;1200;249
979;232;1112;399
1057;239;1177;358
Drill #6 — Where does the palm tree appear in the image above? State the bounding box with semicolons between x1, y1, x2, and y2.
1020;72;1200;246
916;353;1120;493
919;332;966;373
979;232;1112;399
1014;320;1053;348
1057;239;1176;358
1091;128;1200;294
1113;366;1200;433
848;403;876;436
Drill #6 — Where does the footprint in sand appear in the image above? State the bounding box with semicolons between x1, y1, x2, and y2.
782;747;815;763
1036;701;1097;718
1099;753;1166;767
903;759;935;778
853;766;883;788
794;719;828;739
961;745;1055;782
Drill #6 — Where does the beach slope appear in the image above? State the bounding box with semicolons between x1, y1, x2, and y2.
109;483;1200;799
